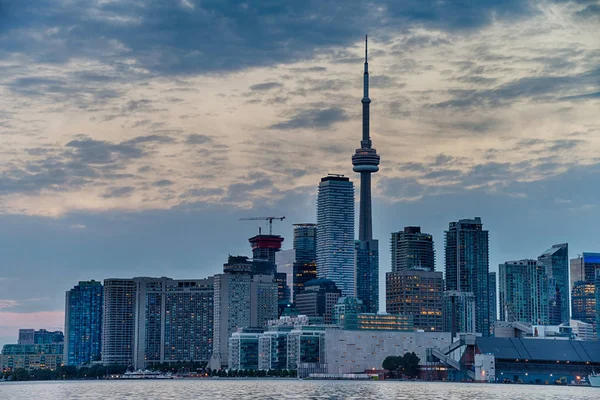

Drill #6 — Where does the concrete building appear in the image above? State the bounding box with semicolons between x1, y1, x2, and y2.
386;269;443;332
295;279;341;324
443;291;476;336
132;277;214;369
292;224;317;302
538;243;569;324
390;227;435;272
102;278;136;365
498;260;549;325
64;280;103;366
316;175;355;297
250;274;279;328
445;217;491;336
352;37;380;314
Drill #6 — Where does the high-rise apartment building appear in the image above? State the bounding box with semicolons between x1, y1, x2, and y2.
132;277;214;369
386;270;443;331
445;217;490;336
390;227;435;272
443;291;476;336
18;329;63;345
64;280;103;366
489;272;497;323
570;253;600;287
292;224;317;302
352;37;380;314
316;175;355;297
102;278;136;365
538;243;569;324
571;281;596;331
498;260;549;325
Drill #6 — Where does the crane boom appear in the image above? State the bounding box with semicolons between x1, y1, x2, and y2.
239;216;285;235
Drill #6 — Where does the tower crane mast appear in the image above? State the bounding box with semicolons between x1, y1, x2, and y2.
239;216;285;235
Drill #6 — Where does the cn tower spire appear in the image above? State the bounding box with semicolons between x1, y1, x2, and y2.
362;35;371;147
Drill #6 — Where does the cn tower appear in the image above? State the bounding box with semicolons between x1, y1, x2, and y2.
352;35;380;313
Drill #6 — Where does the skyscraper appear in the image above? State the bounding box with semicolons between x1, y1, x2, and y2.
352;36;380;313
571;253;600;287
64;280;103;366
445;217;490;336
538;243;569;324
391;227;435;272
489;271;497;323
292;223;317;302
442;291;476;336
498;260;549;325
276;249;295;300
571;281;596;330
316;175;355;297
102;278;136;365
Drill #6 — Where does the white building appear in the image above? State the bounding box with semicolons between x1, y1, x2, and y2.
102;278;136;365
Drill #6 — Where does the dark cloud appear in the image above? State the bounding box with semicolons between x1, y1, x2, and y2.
153;180;174;187
102;186;135;198
270;107;349;130
66;138;143;165
547;139;584;152
185;134;213;145
250;82;283;91
123;135;176;146
370;75;405;88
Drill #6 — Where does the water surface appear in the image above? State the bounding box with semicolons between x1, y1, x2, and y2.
0;379;597;399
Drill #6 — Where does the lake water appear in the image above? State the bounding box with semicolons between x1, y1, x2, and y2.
0;379;598;399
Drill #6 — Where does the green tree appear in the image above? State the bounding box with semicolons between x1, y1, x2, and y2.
401;352;420;378
382;356;402;378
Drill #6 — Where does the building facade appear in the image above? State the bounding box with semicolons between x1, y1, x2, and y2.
443;291;476;335
18;329;63;345
538;243;569;324
571;253;600;287
276;249;295;301
316;175;355;297
64;280;103;366
390;227;435;272
498;260;549;325
489;272;497;323
102;278;136;365
445;217;490;336
571;281;596;332
292;224;317;302
386;269;443;332
295;279;342;324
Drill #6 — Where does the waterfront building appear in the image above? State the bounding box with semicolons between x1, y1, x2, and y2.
18;329;63;345
571;280;596;332
538;243;569;324
276;249;295;300
295;279;342;324
132;277;214;369
64;280;103;366
352;37;380;314
570;253;600;287
292;224;317;302
287;325;330;374
258;326;295;371
2;343;64;355
390;227;435;272
596;270;600;339
333;297;364;328
498;260;549;325
316;175;355;297
445;217;490;336
228;327;265;370
102;278;136;365
386;270;443;332
0;353;63;371
443;291;476;335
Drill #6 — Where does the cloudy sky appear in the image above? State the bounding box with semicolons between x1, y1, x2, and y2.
0;0;599;345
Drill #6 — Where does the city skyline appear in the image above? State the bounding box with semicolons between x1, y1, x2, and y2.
1;1;600;347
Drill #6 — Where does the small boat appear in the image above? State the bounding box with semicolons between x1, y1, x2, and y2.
587;372;600;387
120;369;174;379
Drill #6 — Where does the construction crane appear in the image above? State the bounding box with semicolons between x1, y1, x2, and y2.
239;216;285;235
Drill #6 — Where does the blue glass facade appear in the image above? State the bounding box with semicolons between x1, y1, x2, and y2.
538;243;569;324
64;280;103;366
293;224;317;302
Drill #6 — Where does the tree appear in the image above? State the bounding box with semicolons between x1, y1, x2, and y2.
382;356;402;378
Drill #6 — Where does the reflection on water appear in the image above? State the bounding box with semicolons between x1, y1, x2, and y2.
0;379;598;400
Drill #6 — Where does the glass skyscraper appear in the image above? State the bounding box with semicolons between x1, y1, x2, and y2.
64;280;103;366
293;223;317;302
390;226;435;272
316;175;355;297
498;260;549;325
444;217;490;336
538;243;569;324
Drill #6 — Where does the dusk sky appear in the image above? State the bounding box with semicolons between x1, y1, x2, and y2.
0;1;599;346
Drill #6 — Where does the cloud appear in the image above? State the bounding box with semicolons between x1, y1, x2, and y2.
186;134;213;145
270;107;349;130
250;82;283;91
153;179;174;187
102;186;135;198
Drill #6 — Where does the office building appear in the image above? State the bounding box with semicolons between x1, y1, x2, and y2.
571;281;596;331
352;37;380;313
316;175;355;297
386;269;443;332
102;278;136;365
276;249;295;300
443;291;476;335
295;279;342;324
18;329;63;345
64;280;103;366
391;227;435;272
538;243;569;324
292;224;317;302
498;260;549;325
571;253;600;287
445;217;490;335
250;274;279;328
